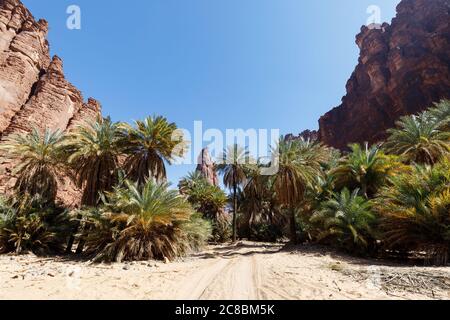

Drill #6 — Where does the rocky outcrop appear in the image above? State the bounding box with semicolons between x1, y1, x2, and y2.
318;0;450;149
0;0;101;206
285;130;319;142
196;148;219;186
67;98;102;131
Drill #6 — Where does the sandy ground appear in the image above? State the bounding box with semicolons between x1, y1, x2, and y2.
0;242;449;300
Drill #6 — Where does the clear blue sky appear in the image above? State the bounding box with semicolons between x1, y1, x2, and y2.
24;0;400;185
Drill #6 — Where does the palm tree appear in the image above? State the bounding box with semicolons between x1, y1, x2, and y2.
217;144;251;242
179;172;229;242
62;117;122;206
119;116;186;184
0;128;64;204
239;163;287;241
375;159;450;265
62;117;122;254
273;137;329;243
429;99;450;131
179;171;227;219
178;171;205;195
311;188;375;253
384;112;450;165
0;196;72;255
82;179;211;262
331;144;400;198
301;174;336;238
241;164;265;229
241;163;281;228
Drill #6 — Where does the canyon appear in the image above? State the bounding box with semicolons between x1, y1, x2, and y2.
0;0;449;206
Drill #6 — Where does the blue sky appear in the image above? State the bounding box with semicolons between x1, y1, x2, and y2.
24;0;400;185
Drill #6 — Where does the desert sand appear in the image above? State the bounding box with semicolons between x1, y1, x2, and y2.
0;242;449;300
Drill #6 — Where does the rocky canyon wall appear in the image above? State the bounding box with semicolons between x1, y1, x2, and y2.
0;0;101;206
318;0;450;149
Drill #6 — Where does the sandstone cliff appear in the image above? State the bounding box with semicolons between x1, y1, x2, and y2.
196;148;219;186
0;0;101;206
318;0;450;149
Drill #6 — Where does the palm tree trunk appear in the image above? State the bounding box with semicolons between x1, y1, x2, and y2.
75;224;91;254
66;214;89;255
289;207;297;244
65;233;76;254
16;238;22;254
362;183;369;199
65;213;82;254
75;186;100;254
232;183;238;243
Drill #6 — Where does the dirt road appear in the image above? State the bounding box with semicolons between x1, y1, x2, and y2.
175;244;267;300
0;242;449;300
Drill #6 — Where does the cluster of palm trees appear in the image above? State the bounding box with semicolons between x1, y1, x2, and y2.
0;100;448;264
181;100;450;264
0;116;209;262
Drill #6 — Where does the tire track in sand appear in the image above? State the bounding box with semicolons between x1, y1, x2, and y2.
173;258;231;300
200;255;258;300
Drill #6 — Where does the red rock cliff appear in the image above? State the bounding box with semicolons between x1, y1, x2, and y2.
0;0;102;206
196;148;219;186
319;0;450;149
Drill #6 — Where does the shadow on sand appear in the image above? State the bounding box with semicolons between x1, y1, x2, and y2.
193;241;447;268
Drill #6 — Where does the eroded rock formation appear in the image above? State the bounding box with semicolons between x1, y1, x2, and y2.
318;0;450;149
285;130;319;142
0;0;101;206
196;148;219;186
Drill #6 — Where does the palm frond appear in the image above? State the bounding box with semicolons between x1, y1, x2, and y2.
0;128;65;204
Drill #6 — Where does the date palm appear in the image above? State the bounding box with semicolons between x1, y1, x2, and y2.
217;144;251;242
375;159;450;265
242;164;266;228
179;172;229;242
429;99;450;131
119;116;186;184
273;138;329;243
241;163;280;229
384;112;450;165
178;171;205;195
62;117;122;254
331;144;400;198
0;128;64;204
63;117;122;206
179;171;227;220
311;188;375;253
82;179;210;262
0;196;72;255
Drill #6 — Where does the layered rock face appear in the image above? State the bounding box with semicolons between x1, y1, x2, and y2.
196;148;219;186
0;0;101;206
319;0;450;149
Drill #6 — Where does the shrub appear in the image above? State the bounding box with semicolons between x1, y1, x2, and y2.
0;196;72;255
210;215;232;243
248;223;284;242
